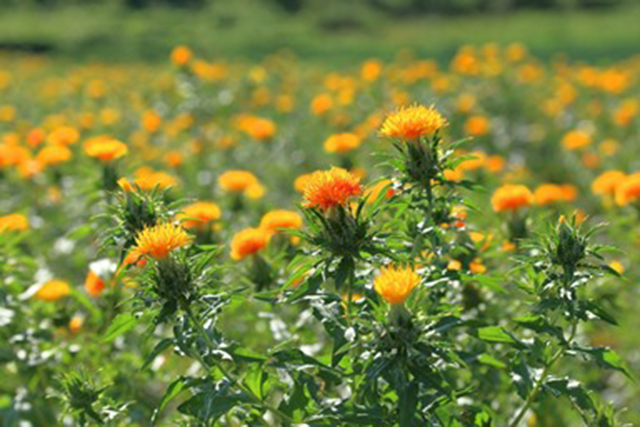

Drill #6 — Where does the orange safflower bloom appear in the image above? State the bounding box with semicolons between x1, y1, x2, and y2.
47;126;79;146
615;173;640;206
0;144;30;167
294;173;314;193
230;227;271;260
302;167;363;211
259;210;303;233
361;59;383;82
379;105;447;139
464;115;490;137
130;167;178;191
491;184;534;213
69;315;84;334
171;45;192;66
534;184;577;205
142;111;162;133
236;115;276;141
323;133;361;154
177;202;222;229
27;128;46;148
83;138;128;162
36;145;72;166
311;94;333;115
0;213;28;232
374;265;420;305
35;280;71;302
218;170;264;198
592;170;626;196
562;130;591;151
128;223;192;261
84;270;106;296
485;155;505;174
165;150;184;168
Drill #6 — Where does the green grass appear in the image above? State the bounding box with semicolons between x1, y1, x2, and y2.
0;1;638;64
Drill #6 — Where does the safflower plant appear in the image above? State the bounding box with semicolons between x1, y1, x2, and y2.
1;45;637;426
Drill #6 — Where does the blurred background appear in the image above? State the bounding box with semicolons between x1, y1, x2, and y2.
0;0;638;64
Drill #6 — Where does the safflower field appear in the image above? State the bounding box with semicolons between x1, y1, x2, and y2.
1;28;640;426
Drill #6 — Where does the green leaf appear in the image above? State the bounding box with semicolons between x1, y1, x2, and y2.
577;347;635;381
141;338;174;371
477;354;506;369
544;377;596;421
244;366;269;401
476;326;516;344
152;376;191;424
102;313;139;343
178;392;248;421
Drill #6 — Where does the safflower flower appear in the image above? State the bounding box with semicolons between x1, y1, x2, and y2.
0;213;28;232
259;210;303;234
35;280;71;302
218;170;265;199
374;265;420;305
177;202;222;229
379;105;447;139
615;173;640;206
36;145;72;167
491;184;534;213
323;133;361;154
127;223;192;261
562;130;591;151
591;170;626;196
230;227;271;260
464;115;491;137
83;138;128;162
302;167;362;211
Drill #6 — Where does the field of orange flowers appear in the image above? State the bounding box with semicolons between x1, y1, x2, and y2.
1;44;639;426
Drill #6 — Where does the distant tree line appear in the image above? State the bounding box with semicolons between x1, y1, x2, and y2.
3;0;627;13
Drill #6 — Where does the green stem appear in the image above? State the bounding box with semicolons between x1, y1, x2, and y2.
509;321;577;427
181;303;295;425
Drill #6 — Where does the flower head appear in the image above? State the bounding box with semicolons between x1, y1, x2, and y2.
236;115;276;141
374;265;420;305
36;145;72;166
259;210;303;233
379;105;447;139
302;167;363;211
130;167;178;191
534;184;577;205
230;227;271;260
615;173;640;206
464;115;491;137
562;130;591;151
83;138;128;162
171;45;192;66
129;223;191;261
177;202;222;229
0;213;28;232
491;184;534;213
35;280;71;302
323;133;362;154
218;170;264;199
592;170;626;196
